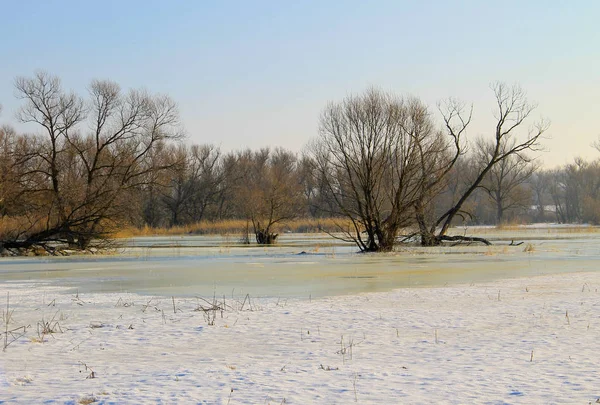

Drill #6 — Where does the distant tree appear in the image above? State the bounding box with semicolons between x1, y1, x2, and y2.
592;136;600;153
546;157;600;225
529;170;551;222
567;158;600;224
478;140;537;224
160;144;223;227
160;144;190;227
547;168;568;223
297;155;319;217
563;159;586;222
185;144;224;222
237;148;303;244
0;125;25;220
214;151;245;221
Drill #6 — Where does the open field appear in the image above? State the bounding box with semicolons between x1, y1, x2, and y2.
1;226;600;403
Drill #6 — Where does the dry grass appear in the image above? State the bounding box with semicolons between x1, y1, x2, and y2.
112;218;354;238
464;224;600;236
497;224;600;233
0;215;49;241
560;225;600;234
494;224;526;231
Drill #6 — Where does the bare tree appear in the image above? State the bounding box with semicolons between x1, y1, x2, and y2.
311;89;441;251
185;144;224;222
547;168;568;223
529;170;551;222
417;83;548;245
236;148;303;244
2;72;181;251
160;143;223;227
411;98;468;246
0;125;23;220
478;140;537;224
592;136;600;153
160;144;191;226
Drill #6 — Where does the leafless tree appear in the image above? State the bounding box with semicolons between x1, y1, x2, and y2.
2;72;182;251
0;125;22;220
185;144;224;222
311;89;442;251
546;168;568;223
528;170;551;222
160;143;223;226
236;148;303;244
478;140;538;224
417;83;548;245
592;136;600;153
560;158;600;224
411;98;468;245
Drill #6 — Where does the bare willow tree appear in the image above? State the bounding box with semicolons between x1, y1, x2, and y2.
417;82;548;245
311;88;441;252
411;98;467;246
2;71;181;251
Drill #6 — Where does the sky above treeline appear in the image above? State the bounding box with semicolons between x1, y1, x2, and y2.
0;1;598;167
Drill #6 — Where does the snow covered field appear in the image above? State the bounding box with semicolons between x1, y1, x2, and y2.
1;270;599;404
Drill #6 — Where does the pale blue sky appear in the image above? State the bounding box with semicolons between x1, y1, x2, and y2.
0;1;598;166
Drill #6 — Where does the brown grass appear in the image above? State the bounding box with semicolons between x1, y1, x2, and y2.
466;224;600;235
0;215;49;240
523;243;535;253
112;218;354;238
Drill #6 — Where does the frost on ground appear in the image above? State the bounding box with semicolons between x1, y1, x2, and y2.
1;272;600;404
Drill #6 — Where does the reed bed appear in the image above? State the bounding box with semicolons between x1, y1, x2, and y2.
112;218;353;238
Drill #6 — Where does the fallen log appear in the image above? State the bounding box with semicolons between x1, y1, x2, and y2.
438;235;492;246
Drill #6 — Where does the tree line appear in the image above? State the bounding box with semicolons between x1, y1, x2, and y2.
0;72;597;253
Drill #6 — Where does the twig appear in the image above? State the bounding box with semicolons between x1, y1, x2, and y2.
240;294;250;311
79;361;97;379
4;292;8;350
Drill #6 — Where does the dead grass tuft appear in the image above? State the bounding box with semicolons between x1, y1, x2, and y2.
523;243;535;253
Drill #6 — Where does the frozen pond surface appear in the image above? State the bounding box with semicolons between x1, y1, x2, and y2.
1;228;599;298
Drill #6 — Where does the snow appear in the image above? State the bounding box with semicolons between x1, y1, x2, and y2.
1;271;600;404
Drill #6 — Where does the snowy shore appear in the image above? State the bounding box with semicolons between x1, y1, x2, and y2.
1;271;599;404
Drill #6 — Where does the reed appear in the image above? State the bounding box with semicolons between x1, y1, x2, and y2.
112;217;353;238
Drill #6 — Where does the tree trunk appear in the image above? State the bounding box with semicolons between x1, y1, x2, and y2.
415;203;440;246
496;199;504;225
